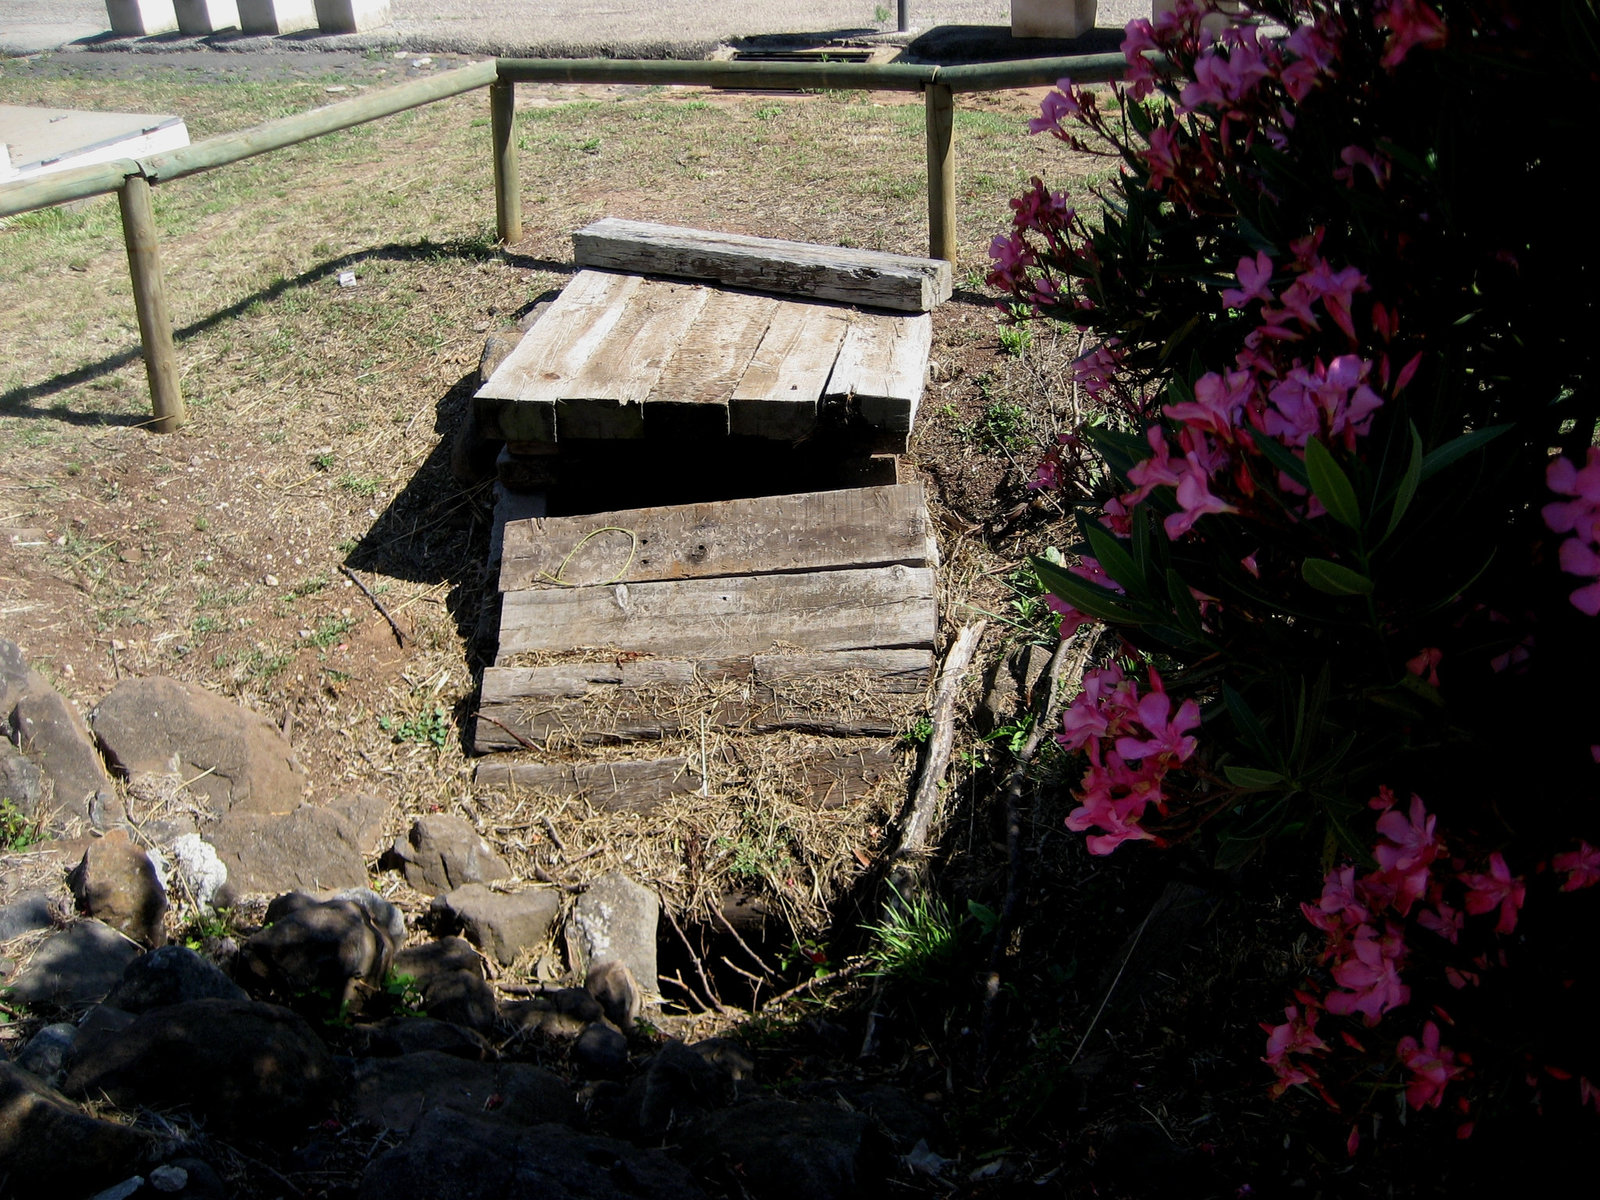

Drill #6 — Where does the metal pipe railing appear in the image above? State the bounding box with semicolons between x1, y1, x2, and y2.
0;52;1133;431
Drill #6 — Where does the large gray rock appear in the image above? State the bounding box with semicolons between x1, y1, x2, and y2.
0;890;56;941
392;814;510;895
210;793;386;899
67;830;169;947
238;894;395;1016
391;937;497;1032
350;1016;492;1061
608;1040;739;1140
349;1051;576;1132
566;872;658;994
164;833;228;912
5;919;142;1006
0;1061;152;1197
358;1107;708;1200
2;637;116;829
678;1099;878;1200
433;883;560;966
63;997;336;1136
90;677;308;818
14;1022;77;1085
586;960;642;1032
0;737;47;818
104;945;248;1014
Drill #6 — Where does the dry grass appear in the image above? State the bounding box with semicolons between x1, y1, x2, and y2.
0;59;1106;962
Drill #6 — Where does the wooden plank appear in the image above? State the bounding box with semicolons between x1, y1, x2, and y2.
474;649;932;751
499;484;936;591
823;311;932;434
472;757;701;812
572;218;953;312
643;289;776;439
729;301;850;440
496;565;937;660
559;279;712;440
796;744;904;809
474;269;641;442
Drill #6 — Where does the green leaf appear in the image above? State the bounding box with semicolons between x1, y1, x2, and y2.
1079;515;1145;595
1032;556;1140;625
1223;683;1276;762
1420;423;1513;480
1247;427;1310;488
1224;765;1287;789
1302;557;1374;596
1383;422;1424;542
1303;437;1362;530
1165;567;1206;637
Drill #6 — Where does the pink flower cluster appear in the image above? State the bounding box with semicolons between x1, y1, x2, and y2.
1542;448;1600;616
1057;664;1200;855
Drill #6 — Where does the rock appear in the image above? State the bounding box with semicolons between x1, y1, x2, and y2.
5;919;142;1005
238;895;395;1015
586;959;642;1032
350;1016;492;1061
574;1021;629;1079
12;687;116;825
679;1099;879;1200
392;814;510;895
0;1061;153;1196
392;937;496;1031
0;737;47;819
164;834;227;911
330;884;406;943
210;793;385;898
67;831;169;946
89;1177;145;1200
105;945;248;1013
976;643;1050;737
90;677;308;818
349;1051;576;1132
358;1107;708;1200
145;1158;227;1199
566;871;658;994
792;1081;937;1150
610;1039;736;1140
63;997;336;1136
0;890;56;941
78;1003;139;1038
501;1000;588;1043
15;1022;76;1084
433;883;559;966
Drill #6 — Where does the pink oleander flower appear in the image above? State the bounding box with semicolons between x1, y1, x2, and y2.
1372;794;1441;916
1165;367;1254;436
1028;80;1083;134
1553;842;1600;891
1058;663;1128;750
1261;355;1384;449
1179;34;1272;115
1325;923;1410;1025
1114;688;1202;763
1543;448;1600;615
1164;454;1240;539
1044;593;1095;639
1459;853;1526;935
1072;341;1124;399
1378;0;1448;70
1405;647;1442;688
1222;251;1275;309
1302;864;1369;937
1263;1003;1328;1075
1397;1020;1464;1109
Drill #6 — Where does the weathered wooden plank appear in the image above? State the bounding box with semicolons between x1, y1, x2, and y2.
643;289;776;439
572;218;953;312
474;269;641;442
472;757;701;812
797;744;905;809
729;301;850;440
499;484;936;591
559;279;712;440
823;310;932;433
496;565;937;660
474;649;932;751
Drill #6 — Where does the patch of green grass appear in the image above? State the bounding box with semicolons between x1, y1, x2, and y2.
0;798;42;851
863;885;964;984
310;614;355;648
380;704;449;748
338;473;382;497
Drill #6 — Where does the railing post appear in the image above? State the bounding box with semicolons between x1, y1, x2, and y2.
925;82;956;265
897;1;909;33
491;78;522;245
117;175;185;434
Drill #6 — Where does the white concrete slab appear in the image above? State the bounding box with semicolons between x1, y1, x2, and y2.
0;105;189;183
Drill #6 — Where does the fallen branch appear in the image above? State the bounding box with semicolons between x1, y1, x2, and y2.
339;563;407;647
711;903;781;983
663;903;729;1016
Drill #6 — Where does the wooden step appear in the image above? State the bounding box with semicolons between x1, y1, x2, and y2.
572;217;952;312
498;484;937;592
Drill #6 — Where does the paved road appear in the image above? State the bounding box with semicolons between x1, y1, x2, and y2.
1;1;1152;59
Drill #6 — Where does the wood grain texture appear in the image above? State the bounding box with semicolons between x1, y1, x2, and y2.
474;648;932;751
559;280;711;440
499;484;937;591
472;756;701;812
643;288;776;439
572;217;952;312
474;269;641;442
496;565;938;660
729;301;849;439
823;310;932;433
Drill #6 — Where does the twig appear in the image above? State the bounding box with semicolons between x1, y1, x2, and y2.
339;563;407;647
719;954;767;993
530;864;582;893
1070;904;1154;1066
540;814;569;855
474;711;541;752
763;959;867;1008
711;904;780;982
891;621;987;878
661;968;719;1016
663;904;729;1015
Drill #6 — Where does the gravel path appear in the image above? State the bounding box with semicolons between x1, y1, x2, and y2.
2;1;1151;59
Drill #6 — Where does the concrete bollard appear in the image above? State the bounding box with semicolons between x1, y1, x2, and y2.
236;0;318;35
313;0;392;34
173;0;240;34
105;0;180;36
